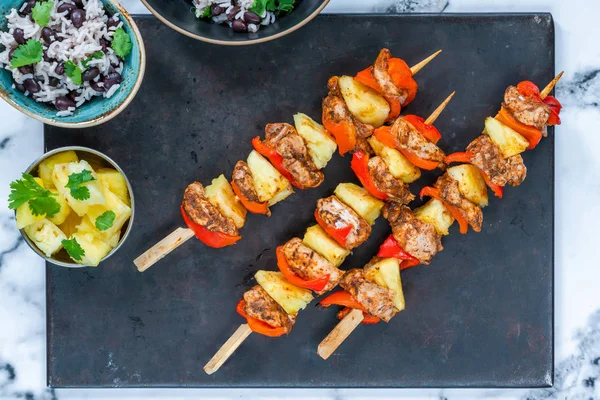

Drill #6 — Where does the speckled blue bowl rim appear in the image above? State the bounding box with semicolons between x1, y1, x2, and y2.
0;0;146;128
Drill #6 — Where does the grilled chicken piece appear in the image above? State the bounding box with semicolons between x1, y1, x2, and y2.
232;161;270;216
503;85;551;132
316;196;372;250
466;135;527;187
323;77;375;139
182;182;238;236
264;123;324;188
354;136;375;156
434;173;483;232
281;238;344;294
373;48;409;107
391;117;446;165
383;202;443;264
367;156;415;204
340;269;397;322
243;285;295;334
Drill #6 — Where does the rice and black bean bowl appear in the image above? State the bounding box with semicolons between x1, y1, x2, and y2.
0;0;133;117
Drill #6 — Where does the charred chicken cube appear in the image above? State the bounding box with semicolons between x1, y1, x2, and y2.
366;156;415;204
434;173;483;232
232;160;271;216
316;195;372;250
364;257;405;312
391;117;446;165
466;135;527;187
255;270;314;315
503;85;551;131
383;202;443;264
243;285;295;334
446;164;488;208
281;238;344;294
340;269;397;322
182;182;239;237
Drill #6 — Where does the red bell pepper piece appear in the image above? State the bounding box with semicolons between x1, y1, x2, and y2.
444;151;503;198
543;95;562;126
355;58;418;108
350;151;388;200
230;180;268;215
180;205;241;248
320;290;380;325
236;300;287;337
252;137;304;189
314;210;353;248
517;81;542;100
495;107;542;150
516;80;562;126
276;246;330;292
403;114;442;144
419;186;469;234
373;126;440;170
337;307;380;324
322;111;357;156
377;234;420;270
478;169;503;199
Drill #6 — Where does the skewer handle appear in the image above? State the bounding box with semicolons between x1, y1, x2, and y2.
134;227;195;272
317;308;364;360
410;50;442;75
540;71;564;99
204;324;253;375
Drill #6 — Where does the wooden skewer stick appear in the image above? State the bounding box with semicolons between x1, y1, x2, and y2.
410;50;442;75
425;91;456;125
204;324;253;375
134;227;194;272
540;71;564;100
317;308;364;360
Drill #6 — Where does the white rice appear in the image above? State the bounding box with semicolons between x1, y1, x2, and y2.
192;0;277;32
0;0;126;117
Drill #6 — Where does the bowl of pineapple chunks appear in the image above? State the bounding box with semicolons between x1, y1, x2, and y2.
9;147;134;267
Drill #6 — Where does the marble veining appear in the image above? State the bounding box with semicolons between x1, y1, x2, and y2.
1;0;600;398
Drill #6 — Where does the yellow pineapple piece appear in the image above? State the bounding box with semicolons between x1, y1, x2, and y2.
447;165;488;208
86;188;132;239
334;182;383;225
293;113;337;169
246;150;294;206
484;117;529;158
364;257;405;312
47;189;71;226
338;76;390;128
97;168;130;206
52;160;106;216
24;219;67;257
58;212;82;237
302;224;350;267
70;232;112;267
38;150;78;189
255;270;314;315
368;136;421;183
204;174;247;229
15;177;47;229
414;198;454;236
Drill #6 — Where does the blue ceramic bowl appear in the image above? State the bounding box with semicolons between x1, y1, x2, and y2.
0;0;146;128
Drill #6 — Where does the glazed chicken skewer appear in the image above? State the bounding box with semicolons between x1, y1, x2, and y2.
134;50;442;272
204;95;454;375
317;74;563;360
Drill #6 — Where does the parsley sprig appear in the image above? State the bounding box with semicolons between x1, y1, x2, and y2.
65;170;95;200
95;210;116;231
8;173;61;218
62;237;85;261
64;60;82;85
10;39;43;69
111;28;132;59
32;1;54;27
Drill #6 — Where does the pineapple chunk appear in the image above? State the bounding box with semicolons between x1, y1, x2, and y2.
302;224;350;267
86;188;132;239
38;150;78;189
414;199;454;236
255;270;314;315
368;136;421;183
97;168;130;206
58;212;82;237
204;174;247;229
47;189;71;226
365;257;405;312
76;216;121;248
484;117;529;158
447;165;489;208
293;113;337;169
52;161;106;216
338;76;390;128
246;150;294;206
15;177;47;229
24;219;67;257
70;232;112;266
334;182;383;225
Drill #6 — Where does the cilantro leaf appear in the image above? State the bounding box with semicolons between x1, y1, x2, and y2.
65;170;95;201
249;0;276;16
199;6;211;19
32;1;54;27
278;0;294;13
8;173;60;217
110;28;132;59
62;238;85;261
82;51;104;69
95;210;116;231
64;60;82;85
10;39;43;69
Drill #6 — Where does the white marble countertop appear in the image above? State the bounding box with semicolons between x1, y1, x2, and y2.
1;0;599;399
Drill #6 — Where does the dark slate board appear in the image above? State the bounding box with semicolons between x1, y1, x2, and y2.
45;14;554;388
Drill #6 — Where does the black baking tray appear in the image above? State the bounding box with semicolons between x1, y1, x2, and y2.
45;13;554;388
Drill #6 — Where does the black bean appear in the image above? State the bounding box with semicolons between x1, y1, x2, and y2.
73;0;84;8
13;28;26;45
243;12;260;24
55;62;65;75
19;0;37;16
41;27;54;44
90;80;105;92
23;78;40;94
71;9;86;28
107;18;120;28
15;83;26;93
42;50;54;63
48;77;60;87
103;72;121;89
67;90;77;100
82;67;99;82
211;4;224;16
99;37;108;51
231;19;247;32
55;96;76;111
57;3;76;16
227;6;240;20
8;49;15;61
18;65;34;75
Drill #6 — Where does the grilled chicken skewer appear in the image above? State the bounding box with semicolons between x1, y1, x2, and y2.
205;95;454;374
135;50;442;272
317;74;563;360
